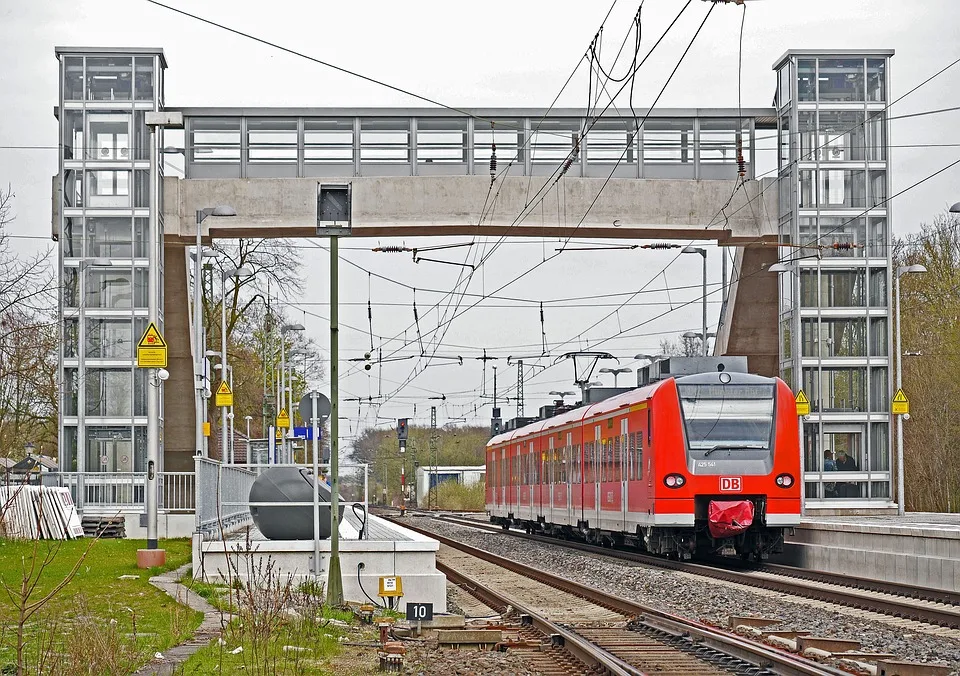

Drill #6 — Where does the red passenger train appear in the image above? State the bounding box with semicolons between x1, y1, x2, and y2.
485;370;801;560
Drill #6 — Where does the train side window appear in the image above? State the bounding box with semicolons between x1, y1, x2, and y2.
647;408;652;444
638;431;644;480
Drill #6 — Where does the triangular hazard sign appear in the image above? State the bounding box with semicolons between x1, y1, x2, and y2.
277;408;289;421
137;322;166;348
217;381;232;396
892;388;908;403
795;390;809;404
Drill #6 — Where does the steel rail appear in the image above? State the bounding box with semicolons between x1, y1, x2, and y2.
391;515;846;676
440;561;642;676
427;513;960;629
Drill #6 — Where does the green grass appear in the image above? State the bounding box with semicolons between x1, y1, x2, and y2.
181;602;372;675
426;480;486;510
0;538;201;674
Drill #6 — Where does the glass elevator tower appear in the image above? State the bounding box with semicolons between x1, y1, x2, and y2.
774;50;895;509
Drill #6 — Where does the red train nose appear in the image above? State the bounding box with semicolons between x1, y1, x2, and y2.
707;500;755;538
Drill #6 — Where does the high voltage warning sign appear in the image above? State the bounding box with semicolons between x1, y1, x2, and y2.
215;381;233;407
136;322;167;368
892;388;909;415
276;408;290;429
795;390;810;417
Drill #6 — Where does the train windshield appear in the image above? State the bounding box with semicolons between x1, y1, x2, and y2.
677;383;775;453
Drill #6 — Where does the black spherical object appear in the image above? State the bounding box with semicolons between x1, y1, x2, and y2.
248;467;344;540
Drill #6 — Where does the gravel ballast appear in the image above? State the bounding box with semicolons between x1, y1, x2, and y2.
410;515;960;674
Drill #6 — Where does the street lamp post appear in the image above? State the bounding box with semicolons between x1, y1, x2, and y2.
895;263;926;516
599;367;632;387
221;267;252;464
682;247;708;356
279;324;304;463
194;207;235;459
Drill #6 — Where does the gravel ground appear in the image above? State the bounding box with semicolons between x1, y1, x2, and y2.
410;515;960;674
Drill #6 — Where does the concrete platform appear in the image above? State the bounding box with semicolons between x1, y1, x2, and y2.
775;512;960;592
192;512;446;612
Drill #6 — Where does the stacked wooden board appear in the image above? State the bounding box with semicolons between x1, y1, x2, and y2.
80;516;125;538
0;486;85;540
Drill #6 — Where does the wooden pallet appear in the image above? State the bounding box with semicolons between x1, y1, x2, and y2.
81;516;126;539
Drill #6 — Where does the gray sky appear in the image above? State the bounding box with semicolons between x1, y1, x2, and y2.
2;0;959;441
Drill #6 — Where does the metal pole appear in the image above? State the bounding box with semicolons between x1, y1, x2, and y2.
288;357;295;462
221;274;228;464
701;251;708;357
327;236;344;604
280;334;286;463
229;365;235;464
895;272;905;516
311;392;320;575
195;211;204;457
146;125;160;549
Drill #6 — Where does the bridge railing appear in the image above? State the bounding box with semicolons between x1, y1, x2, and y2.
46;472;195;512
180;108;772;181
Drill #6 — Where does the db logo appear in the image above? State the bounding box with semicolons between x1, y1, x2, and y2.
720;477;742;492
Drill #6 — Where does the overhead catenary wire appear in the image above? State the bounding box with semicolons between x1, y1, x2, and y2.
366;1;716;408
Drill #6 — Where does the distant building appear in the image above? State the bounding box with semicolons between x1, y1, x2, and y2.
415;465;485;507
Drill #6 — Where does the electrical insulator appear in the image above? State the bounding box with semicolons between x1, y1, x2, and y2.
372;245;410;253
641;243;680;250
489;141;497;184
736;138;746;178
830;242;859;250
557;139;581;181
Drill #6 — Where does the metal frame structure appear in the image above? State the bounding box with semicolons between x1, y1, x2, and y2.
773;49;896;508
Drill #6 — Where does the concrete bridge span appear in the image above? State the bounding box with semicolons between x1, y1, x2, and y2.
162;175;778;243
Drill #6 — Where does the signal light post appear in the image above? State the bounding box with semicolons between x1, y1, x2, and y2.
397;418;408;514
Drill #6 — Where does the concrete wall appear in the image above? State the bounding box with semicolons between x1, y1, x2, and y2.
162;176;778;242
714;245;780;377
193;519;446;612
162;245;197;471
777;520;960;593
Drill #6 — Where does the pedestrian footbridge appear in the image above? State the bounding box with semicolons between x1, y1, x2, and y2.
151;107;781;466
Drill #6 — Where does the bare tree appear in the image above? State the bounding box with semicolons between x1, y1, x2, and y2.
0;188;58;457
897;210;960;512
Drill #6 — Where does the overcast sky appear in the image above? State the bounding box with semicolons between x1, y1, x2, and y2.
1;0;959;442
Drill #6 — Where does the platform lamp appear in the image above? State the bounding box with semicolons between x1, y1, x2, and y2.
895;263;926;516
599;367;632;387
681;247;708;355
682;331;717;355
194;206;235;462
220;267;253;464
279;324;305;463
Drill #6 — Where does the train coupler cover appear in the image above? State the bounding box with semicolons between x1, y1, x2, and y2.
707;500;755;539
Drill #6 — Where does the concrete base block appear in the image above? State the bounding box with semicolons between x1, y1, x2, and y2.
137;549;167;569
878;660;951;676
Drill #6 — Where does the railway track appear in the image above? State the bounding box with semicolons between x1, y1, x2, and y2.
418;511;960;631
394;516;846;676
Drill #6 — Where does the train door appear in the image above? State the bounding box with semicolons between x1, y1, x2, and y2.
545;435;554;525
592;424;602;528
565;432;573;525
619;418;629;532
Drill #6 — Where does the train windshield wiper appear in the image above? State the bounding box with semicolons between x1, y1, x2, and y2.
702;444;766;457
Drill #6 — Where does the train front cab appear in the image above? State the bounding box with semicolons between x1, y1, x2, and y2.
649;372;802;560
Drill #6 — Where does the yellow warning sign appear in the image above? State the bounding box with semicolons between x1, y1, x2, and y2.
215;381;233;407
795;390;810;417
136;322;167;368
378;575;404;598
203;422;211;437
892;388;909;415
276;408;290;429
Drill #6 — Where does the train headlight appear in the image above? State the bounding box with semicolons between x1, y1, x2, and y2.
775;473;795;488
664;473;686;488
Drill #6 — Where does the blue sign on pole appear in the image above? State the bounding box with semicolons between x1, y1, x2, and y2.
292;426;322;441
